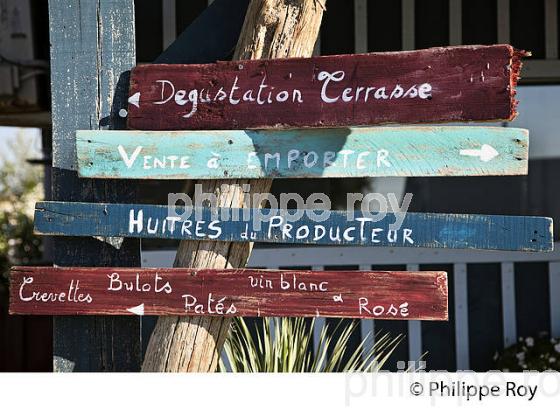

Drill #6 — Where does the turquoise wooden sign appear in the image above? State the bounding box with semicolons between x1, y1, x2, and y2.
76;127;528;179
34;201;553;252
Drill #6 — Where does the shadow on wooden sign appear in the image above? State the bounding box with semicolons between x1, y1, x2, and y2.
77;127;529;179
33;201;553;252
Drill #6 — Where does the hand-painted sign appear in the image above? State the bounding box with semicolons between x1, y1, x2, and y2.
9;266;448;320
33;201;553;251
126;45;526;130
76;127;529;179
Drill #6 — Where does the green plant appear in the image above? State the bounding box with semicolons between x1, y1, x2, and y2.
494;333;560;371
219;317;402;372
0;131;43;289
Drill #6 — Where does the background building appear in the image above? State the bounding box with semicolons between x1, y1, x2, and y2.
1;0;559;371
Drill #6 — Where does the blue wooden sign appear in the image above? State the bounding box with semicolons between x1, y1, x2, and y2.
34;201;553;251
76;127;529;179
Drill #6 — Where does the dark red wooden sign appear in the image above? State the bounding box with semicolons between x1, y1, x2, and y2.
127;45;526;130
10;267;448;320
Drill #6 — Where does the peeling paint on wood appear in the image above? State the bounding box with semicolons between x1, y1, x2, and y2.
141;0;327;373
33;201;553;252
48;0;141;372
9;267;448;321
76;127;529;179
127;45;527;131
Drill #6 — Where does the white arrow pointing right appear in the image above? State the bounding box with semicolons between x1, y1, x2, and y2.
460;144;499;162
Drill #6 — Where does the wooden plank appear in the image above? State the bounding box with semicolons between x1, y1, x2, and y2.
33;201;554;251
501;262;517;347
142;0;325;373
76;126;529;179
48;0;141;372
0;111;51;128
449;0;462;46
354;0;368;53
9;267;448;321
126;45;526;130
453;263;470;370
162;0;177;49
312;265;325;357
497;0;510;44
359;263;375;363
141;0;252;372
545;0;559;60
406;263;422;363
245;243;560;267
401;0;415;51
550;262;560;337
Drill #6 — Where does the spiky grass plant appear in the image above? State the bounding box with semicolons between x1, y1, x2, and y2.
219;317;402;372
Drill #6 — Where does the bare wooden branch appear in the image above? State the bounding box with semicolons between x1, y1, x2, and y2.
141;0;326;372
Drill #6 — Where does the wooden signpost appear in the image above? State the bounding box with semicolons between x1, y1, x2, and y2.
76;127;529;179
33;201;553;251
20;0;552;373
142;0;326;372
9;266;448;320
126;45;526;130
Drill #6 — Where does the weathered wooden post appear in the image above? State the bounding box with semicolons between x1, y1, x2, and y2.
141;0;326;372
48;0;141;371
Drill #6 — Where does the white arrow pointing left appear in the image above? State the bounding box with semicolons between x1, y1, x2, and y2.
459;144;499;162
128;92;141;108
127;303;144;316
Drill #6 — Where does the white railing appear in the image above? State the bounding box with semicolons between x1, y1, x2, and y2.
156;0;560;81
143;243;560;370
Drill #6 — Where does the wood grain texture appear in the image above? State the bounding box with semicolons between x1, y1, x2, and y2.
9;267;448;321
77;127;529;179
33;201;554;252
141;0;325;372
48;0;141;372
127;45;526;130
